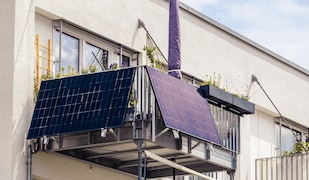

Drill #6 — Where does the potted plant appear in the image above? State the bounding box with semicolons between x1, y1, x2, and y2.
198;85;255;115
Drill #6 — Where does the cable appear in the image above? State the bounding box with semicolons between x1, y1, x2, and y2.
251;75;308;153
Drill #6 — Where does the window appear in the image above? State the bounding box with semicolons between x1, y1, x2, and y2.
53;20;138;76
275;123;301;155
54;31;79;74
84;42;108;73
121;55;130;67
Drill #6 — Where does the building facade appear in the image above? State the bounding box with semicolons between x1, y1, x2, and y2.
1;0;309;180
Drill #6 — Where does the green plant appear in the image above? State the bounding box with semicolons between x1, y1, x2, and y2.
231;93;249;101
55;65;77;78
65;65;76;76
82;65;98;74
143;46;156;67
109;63;118;70
283;150;292;156
33;77;39;102
202;72;251;101
143;46;167;70
202;72;221;88
128;88;138;108
292;141;309;154
81;68;89;74
90;65;97;73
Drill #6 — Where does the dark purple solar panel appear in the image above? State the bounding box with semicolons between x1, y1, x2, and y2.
27;68;136;139
146;66;221;145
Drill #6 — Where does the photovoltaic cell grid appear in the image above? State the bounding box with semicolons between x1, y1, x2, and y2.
146;66;222;145
27;68;136;139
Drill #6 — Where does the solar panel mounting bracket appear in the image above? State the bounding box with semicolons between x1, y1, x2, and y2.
172;130;180;139
108;129;119;142
187;136;203;153
155;128;170;139
101;128;108;138
49;136;62;148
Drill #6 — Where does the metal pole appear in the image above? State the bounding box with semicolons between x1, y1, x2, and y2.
279;118;282;156
227;170;235;180
255;160;258;180
137;139;144;180
59;21;63;73
171;158;176;180
26;145;32;180
119;45;123;66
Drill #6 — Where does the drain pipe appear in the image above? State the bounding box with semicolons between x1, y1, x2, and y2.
227;170;235;180
27;141;38;180
27;144;33;180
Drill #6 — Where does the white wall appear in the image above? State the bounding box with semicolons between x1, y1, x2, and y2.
179;7;309;127
0;0;35;179
237;110;276;180
32;152;136;180
0;1;15;179
35;13;53;47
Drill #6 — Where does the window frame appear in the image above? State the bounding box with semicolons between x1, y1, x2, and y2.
84;41;109;72
54;30;80;74
52;20;138;75
274;117;306;156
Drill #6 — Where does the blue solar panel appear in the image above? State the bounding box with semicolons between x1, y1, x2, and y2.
27;68;136;139
146;66;221;145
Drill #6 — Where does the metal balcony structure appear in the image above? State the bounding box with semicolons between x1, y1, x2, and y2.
27;66;255;179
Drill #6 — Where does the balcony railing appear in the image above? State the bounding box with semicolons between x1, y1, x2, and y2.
256;153;309;180
210;104;240;153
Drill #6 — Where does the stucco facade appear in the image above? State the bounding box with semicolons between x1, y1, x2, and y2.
1;0;309;179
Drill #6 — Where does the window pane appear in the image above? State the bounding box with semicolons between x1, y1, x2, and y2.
84;42;108;73
121;55;130;67
275;123;301;155
54;31;79;75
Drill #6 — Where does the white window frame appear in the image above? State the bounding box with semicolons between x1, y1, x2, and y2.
274;117;306;156
52;20;137;75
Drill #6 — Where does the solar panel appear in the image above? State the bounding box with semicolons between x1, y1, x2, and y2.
27;68;136;139
146;66;221;145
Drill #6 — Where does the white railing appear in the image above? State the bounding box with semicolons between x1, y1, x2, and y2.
256;153;309;180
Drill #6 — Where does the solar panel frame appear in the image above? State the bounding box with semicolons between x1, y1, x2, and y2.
27;68;136;139
146;66;222;145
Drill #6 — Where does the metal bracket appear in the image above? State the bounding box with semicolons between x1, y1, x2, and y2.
187;136;202;153
155;128;169;139
108;129;119;142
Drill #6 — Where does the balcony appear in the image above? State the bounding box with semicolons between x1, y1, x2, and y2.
32;19;256;179
28;65;256;179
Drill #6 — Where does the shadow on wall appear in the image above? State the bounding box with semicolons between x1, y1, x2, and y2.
13;98;34;180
